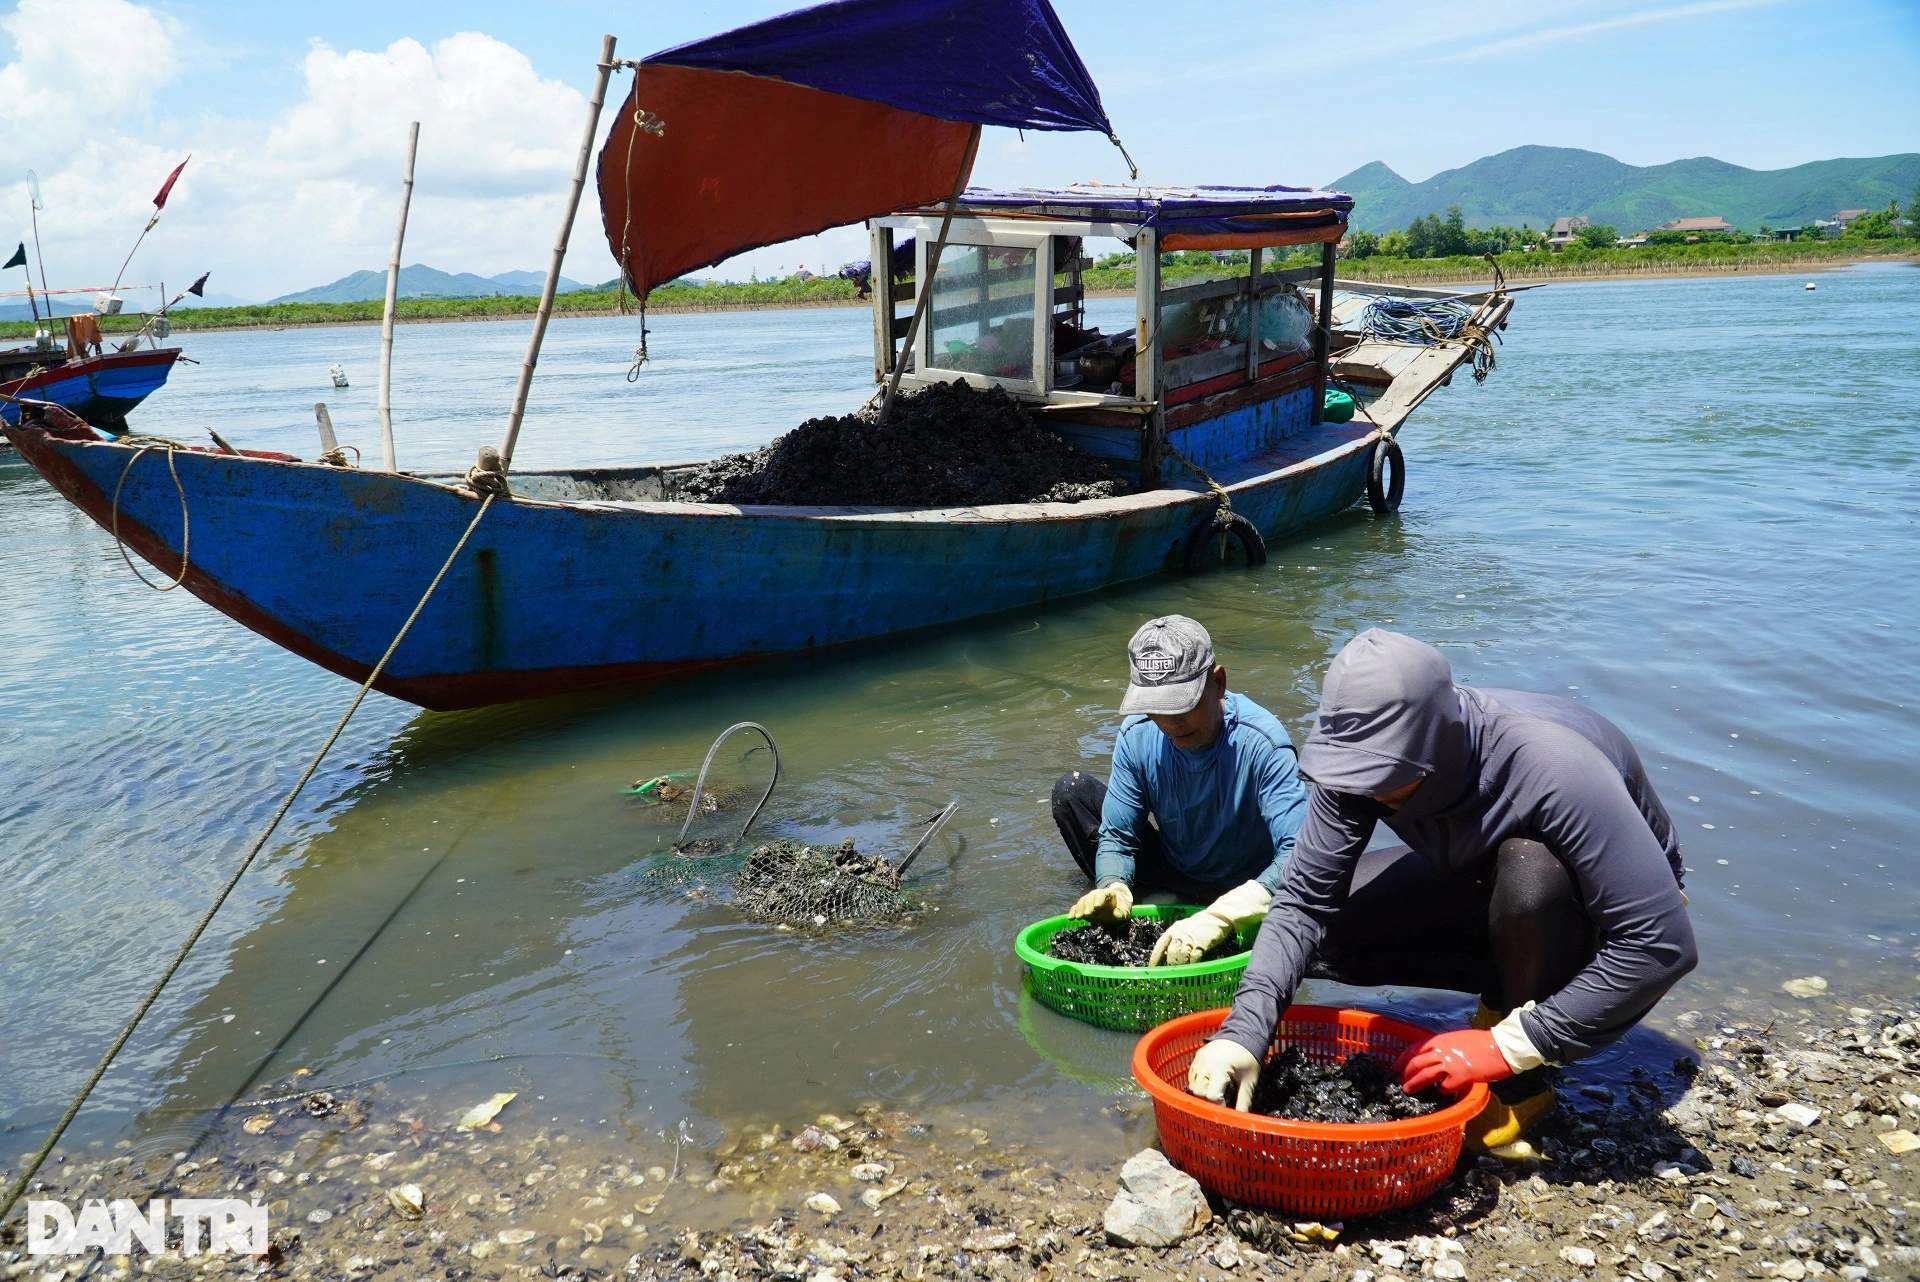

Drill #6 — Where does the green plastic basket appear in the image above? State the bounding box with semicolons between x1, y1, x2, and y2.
1015;904;1258;1032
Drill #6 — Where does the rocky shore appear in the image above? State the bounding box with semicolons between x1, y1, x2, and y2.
7;981;1918;1282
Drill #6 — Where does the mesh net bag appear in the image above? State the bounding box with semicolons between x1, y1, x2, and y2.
640;838;924;928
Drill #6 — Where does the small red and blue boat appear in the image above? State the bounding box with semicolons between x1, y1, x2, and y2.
0;335;183;432
4;0;1513;711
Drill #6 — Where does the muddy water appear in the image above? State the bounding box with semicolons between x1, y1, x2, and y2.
3;266;1918;1197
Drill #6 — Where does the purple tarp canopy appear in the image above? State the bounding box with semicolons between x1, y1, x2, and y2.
890;184;1354;248
941;184;1356;231
644;0;1116;136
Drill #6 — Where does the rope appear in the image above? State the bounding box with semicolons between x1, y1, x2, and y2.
464;446;511;498
317;444;361;468
1353;294;1501;383
614;89;657;379
1356;296;1475;344
225;1052;619;1111
1164;441;1234;528
111;441;191;592
0;492;498;1228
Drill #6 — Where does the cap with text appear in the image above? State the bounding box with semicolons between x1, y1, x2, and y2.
1118;615;1217;716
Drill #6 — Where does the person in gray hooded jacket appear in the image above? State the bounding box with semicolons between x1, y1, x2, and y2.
1187;629;1696;1154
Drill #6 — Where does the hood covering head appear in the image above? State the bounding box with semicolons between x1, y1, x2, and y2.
1299;630;1475;805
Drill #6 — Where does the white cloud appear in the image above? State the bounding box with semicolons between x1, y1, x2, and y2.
1;13;619;300
1436;0;1786;61
0;0;178;134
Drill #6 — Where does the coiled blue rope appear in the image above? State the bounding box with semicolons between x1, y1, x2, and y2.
1357;296;1475;344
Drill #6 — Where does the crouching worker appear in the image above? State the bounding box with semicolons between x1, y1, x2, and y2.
1051;616;1306;965
1187;629;1696;1156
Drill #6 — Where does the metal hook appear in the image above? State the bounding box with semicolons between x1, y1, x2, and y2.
674;722;780;850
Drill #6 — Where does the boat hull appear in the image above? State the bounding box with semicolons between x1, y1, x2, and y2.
2;420;1383;710
0;348;181;430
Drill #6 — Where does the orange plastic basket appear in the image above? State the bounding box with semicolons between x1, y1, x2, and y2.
1132;1006;1489;1219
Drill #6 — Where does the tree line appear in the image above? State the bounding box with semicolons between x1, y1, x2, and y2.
1344;191;1920;260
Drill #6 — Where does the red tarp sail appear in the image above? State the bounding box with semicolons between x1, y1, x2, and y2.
600;64;975;298
597;0;1118;299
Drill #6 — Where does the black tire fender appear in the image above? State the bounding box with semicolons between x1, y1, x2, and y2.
1184;509;1268;573
1368;436;1405;513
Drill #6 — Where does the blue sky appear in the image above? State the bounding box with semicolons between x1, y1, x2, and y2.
3;0;1916;301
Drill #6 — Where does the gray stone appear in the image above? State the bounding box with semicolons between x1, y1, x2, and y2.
1775;1102;1822;1128
1663;1093;1717;1137
1102;1149;1211;1247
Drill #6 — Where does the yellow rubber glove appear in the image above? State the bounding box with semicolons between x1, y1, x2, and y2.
1187;1038;1260;1111
1148;881;1271;966
1066;881;1132;925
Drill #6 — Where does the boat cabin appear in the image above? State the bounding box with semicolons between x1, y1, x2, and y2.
872;184;1353;489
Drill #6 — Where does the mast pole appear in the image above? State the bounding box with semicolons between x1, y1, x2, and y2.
378;121;420;472
499;34;619;472
878;124;981;421
26;177;47;327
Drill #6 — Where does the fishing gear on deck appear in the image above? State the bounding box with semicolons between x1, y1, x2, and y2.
1356;296;1476;344
1355;294;1503;384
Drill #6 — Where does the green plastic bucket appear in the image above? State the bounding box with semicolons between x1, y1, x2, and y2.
1014;904;1258;1032
1323;388;1356;423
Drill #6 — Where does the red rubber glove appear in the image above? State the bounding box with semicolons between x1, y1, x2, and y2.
1397;1029;1513;1095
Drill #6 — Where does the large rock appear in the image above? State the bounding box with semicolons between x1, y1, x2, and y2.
1102;1149;1211;1247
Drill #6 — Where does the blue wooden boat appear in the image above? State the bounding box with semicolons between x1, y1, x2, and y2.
0;341;182;432
2;0;1514;712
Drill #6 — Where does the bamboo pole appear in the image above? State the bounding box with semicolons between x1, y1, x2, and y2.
500;34;619;472
879;124;982;422
378;121;420;472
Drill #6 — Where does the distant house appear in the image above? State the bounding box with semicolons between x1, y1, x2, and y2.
1657;216;1735;235
1832;209;1870;229
1547;216;1590;252
1615;234;1648;249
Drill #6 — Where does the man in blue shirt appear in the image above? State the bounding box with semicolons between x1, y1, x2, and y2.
1050;616;1307;965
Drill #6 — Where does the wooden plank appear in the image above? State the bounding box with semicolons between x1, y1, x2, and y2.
1165;360;1316;430
1048;419;1143;461
1135;227;1159;480
1246;247;1262;380
1158;266;1320;309
1313;243;1335;425
1359;294;1515;434
1164;342;1247;391
1332;277;1536;301
871;224;894;382
892;280;915;303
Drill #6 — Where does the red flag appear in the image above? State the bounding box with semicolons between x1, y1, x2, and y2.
153;157;190;210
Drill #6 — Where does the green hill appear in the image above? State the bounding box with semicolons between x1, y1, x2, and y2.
272;264;584;304
1330;146;1920;234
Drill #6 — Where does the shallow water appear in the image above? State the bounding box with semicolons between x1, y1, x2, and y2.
3;265;1918;1171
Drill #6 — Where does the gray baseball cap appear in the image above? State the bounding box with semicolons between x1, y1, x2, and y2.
1118;615;1216;715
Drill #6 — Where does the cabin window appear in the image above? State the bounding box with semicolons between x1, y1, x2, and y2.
926;244;1039;383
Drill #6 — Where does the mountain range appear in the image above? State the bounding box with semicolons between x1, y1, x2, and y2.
270;265;586;305
0;291;256;324
1328;146;1920;234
